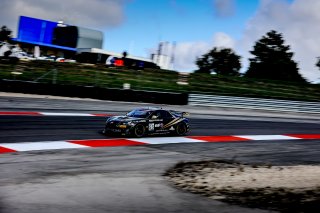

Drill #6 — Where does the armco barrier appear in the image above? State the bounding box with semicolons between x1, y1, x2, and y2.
0;80;188;105
189;93;320;113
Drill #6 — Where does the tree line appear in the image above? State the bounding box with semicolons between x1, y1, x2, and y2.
196;30;320;84
1;26;319;83
0;26;11;42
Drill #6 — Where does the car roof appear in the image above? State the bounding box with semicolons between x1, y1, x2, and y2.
134;107;163;112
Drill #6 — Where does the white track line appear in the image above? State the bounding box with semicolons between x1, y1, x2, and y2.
235;135;300;141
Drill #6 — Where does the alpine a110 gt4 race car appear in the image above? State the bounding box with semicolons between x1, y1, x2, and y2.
102;107;189;137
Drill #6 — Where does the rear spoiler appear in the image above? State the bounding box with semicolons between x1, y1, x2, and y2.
170;111;190;118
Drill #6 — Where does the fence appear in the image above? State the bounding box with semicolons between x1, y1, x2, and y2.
189;94;320;114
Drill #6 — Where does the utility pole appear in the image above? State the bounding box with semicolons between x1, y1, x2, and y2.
171;41;176;70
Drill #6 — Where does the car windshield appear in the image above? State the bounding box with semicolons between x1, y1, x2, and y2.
126;109;151;118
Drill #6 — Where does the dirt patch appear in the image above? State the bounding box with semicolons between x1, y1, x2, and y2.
165;160;320;212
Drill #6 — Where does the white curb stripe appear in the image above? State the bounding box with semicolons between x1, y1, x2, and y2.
128;137;205;144
0;141;88;151
234;135;300;141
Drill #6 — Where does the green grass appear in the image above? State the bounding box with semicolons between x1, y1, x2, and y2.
189;73;320;101
0;60;319;101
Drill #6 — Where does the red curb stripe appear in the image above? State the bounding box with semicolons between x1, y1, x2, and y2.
0;146;17;153
68;139;146;147
0;112;41;116
286;134;320;139
188;136;250;142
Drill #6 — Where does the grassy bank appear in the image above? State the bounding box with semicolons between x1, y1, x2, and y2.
0;60;319;101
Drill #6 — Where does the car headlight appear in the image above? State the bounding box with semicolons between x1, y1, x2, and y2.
118;125;127;129
127;121;136;126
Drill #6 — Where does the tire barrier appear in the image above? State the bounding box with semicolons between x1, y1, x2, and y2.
0;80;188;105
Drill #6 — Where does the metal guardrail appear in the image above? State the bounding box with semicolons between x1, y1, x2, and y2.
189;94;320;114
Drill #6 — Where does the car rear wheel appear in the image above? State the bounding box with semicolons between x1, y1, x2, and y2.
132;124;146;137
175;122;187;136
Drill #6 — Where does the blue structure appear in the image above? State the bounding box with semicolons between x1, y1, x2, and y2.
15;16;77;51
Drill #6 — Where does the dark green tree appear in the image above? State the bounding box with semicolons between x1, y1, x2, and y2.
245;30;306;83
195;47;241;76
122;51;128;58
0;26;12;42
122;51;128;67
316;57;320;70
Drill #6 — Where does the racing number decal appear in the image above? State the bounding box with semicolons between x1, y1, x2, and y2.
149;123;155;131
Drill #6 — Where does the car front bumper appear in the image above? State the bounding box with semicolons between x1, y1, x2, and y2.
103;125;132;136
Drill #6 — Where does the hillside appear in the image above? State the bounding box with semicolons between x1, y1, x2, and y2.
0;60;319;102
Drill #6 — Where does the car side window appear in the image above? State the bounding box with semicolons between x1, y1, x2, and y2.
155;111;162;118
159;110;172;119
150;111;160;119
150;110;172;119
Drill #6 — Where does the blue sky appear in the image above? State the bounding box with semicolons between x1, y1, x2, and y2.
1;0;319;82
104;0;260;58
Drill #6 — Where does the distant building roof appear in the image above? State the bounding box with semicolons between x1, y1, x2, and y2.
77;48;152;62
77;27;103;49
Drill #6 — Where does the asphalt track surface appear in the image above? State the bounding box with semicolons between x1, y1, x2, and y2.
1;95;320;213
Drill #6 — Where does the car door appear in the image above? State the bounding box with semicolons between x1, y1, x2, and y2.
158;110;173;131
160;110;173;128
160;110;177;130
148;110;164;133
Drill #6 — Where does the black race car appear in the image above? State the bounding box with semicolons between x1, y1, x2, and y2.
103;107;189;137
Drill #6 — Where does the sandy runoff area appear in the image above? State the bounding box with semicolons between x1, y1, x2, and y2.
165;160;320;212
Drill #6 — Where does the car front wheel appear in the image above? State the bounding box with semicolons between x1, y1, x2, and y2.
132;124;146;137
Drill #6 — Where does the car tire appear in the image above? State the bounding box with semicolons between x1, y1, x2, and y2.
175;122;187;136
132;124;146;137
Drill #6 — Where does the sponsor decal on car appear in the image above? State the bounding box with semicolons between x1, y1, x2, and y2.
155;123;163;128
149;123;155;131
162;118;183;129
